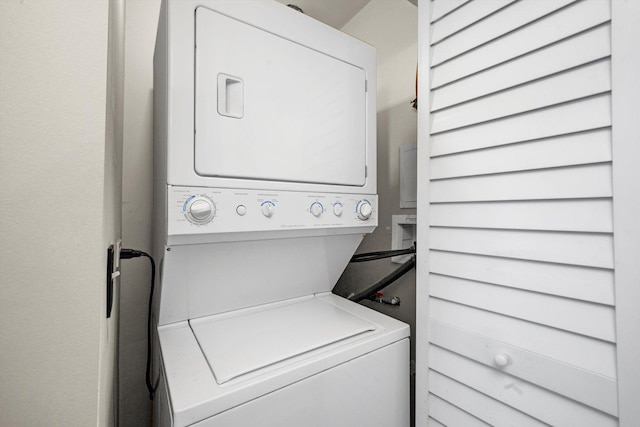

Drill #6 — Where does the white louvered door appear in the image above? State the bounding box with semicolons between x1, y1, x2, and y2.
416;1;640;425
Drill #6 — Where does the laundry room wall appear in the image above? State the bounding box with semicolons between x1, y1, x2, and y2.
119;0;161;425
333;2;418;424
333;0;418;363
0;0;124;425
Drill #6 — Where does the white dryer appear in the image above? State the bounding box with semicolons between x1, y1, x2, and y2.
152;1;409;426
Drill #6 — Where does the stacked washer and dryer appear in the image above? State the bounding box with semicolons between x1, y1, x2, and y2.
152;1;409;425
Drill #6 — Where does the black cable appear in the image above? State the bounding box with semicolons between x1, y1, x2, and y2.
350;246;416;263
120;249;157;400
348;256;416;303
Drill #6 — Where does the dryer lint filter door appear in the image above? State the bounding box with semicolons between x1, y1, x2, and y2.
194;7;367;186
189;298;376;384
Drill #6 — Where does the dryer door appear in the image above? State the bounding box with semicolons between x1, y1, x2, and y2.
194;7;367;186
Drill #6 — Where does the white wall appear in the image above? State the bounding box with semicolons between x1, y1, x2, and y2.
104;0;126;424
0;0;123;425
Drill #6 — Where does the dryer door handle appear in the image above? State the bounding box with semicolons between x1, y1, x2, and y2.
217;73;244;119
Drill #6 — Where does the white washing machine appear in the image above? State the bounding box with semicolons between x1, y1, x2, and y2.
152;1;409;426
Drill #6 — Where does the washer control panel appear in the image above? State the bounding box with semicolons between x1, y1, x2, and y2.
168;186;378;236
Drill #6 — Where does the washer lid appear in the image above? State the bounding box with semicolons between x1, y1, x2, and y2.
190;297;376;384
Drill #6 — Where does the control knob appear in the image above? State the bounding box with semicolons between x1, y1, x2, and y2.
310;202;323;217
185;196;216;224
357;200;373;221
261;201;275;218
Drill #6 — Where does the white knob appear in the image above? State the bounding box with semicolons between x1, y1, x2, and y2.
333;203;343;217
236;205;247;216
494;354;511;368
357;201;373;220
310;202;323;217
186;197;215;224
261;202;275;218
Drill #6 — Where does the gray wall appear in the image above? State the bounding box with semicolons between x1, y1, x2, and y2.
334;0;418;362
119;0;160;424
333;3;418;425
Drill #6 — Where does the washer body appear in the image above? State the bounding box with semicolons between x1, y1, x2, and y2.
155;294;409;427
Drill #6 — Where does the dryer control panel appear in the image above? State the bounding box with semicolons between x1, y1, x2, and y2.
167;185;378;239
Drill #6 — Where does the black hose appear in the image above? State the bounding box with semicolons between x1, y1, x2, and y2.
350;246;416;263
348;257;416;303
